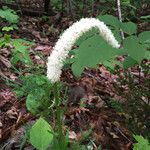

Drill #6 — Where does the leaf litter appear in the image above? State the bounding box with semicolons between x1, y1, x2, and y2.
0;14;149;150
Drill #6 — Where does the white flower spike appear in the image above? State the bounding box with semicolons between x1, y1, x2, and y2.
47;18;120;83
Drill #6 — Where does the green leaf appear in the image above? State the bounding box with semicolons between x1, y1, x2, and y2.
2;26;14;31
138;31;150;44
30;118;53;150
123;36;146;62
97;15;120;29
11;39;33;65
26;93;41;114
145;51;150;60
0;8;19;23
26;87;50;115
77;35;117;65
103;60;115;73
20;75;52;96
71;61;84;77
120;22;137;35
133;135;150;150
75;28;98;46
123;56;137;69
113;29;122;43
72;35;118;77
140;15;150;20
4;34;11;42
35;76;48;86
122;0;130;5
15;90;24;98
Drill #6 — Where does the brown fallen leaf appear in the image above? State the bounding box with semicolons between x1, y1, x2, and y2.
0;55;11;68
69;131;77;140
6;107;18;120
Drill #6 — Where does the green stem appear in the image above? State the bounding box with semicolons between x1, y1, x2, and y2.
53;83;63;147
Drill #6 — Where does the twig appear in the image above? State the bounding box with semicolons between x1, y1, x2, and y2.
116;0;125;41
114;126;132;143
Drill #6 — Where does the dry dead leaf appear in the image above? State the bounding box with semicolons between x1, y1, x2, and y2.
6;107;18;120
69;131;77;140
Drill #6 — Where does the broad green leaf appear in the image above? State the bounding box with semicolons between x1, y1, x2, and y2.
71;61;84;77
2;26;14;31
68;49;77;55
123;56;137;69
133;135;150;150
75;28;98;46
123;36;146;62
64;57;76;67
0;8;19;23
72;35;118;77
114;48;127;56
11;39;33;65
138;31;150;44
145;51;150;60
77;35;118;66
97;15;120;29
120;22;137;35
113;29;122;43
30;118;53;150
103;60;115;73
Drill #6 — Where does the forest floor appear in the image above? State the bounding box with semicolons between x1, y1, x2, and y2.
0;14;149;150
